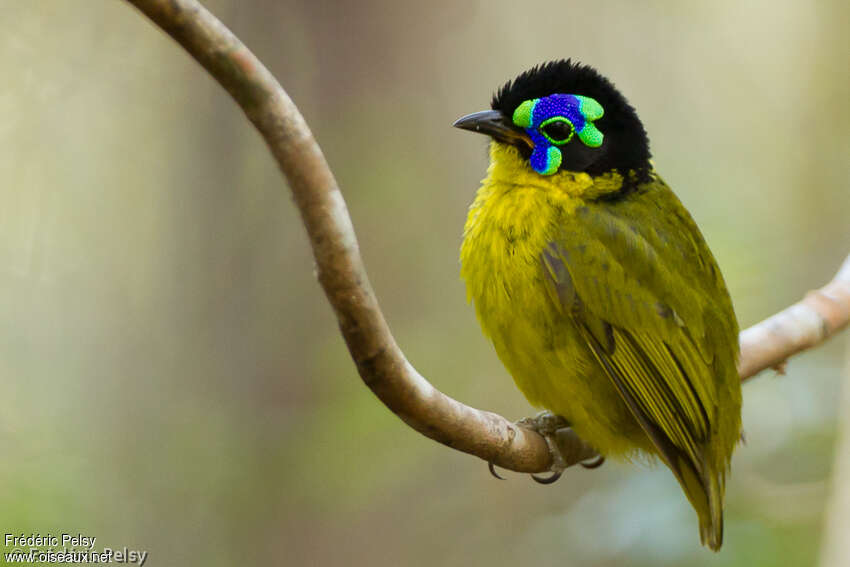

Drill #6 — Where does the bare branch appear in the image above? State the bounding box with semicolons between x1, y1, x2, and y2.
739;255;850;379
124;0;850;475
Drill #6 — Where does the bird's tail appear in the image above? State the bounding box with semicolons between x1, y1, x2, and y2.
675;454;724;551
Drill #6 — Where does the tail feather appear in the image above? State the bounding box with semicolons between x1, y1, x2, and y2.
676;454;724;551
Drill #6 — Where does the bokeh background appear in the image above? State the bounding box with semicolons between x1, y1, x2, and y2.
1;1;849;565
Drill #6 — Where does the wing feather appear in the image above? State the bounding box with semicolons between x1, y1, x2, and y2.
540;176;738;549
540;177;739;482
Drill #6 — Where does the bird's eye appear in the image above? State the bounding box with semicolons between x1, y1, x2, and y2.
540;119;574;145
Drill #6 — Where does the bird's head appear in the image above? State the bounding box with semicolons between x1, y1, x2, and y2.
454;60;651;180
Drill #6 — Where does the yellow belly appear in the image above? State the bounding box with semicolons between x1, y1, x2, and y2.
459;152;652;458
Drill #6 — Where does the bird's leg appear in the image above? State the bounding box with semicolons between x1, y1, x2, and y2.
517;411;570;484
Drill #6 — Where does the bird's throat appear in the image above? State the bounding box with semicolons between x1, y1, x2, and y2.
485;142;626;200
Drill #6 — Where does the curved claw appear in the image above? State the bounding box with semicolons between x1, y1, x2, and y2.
580;455;605;469
488;462;505;480
531;471;563;484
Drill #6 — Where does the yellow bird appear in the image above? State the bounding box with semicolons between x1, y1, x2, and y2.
455;60;742;550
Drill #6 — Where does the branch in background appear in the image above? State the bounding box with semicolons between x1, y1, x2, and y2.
124;0;850;474
738;255;850;379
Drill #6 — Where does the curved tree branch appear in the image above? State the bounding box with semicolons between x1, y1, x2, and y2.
124;0;850;474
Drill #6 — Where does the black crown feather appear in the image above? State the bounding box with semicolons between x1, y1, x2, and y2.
492;60;652;178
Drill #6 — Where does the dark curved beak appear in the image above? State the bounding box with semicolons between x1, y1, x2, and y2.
453;110;533;149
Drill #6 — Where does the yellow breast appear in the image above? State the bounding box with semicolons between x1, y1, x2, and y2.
459;143;642;453
460;143;622;320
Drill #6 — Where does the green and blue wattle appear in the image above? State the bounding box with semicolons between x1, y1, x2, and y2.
512;94;605;176
529;131;561;174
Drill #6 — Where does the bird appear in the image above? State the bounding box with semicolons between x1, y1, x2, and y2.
454;60;742;551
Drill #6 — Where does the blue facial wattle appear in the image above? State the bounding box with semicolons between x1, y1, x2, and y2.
511;94;605;175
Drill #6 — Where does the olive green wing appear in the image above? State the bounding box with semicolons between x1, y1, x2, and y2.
541;177;740;547
540;238;715;466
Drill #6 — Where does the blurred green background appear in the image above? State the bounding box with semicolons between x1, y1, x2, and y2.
1;1;848;565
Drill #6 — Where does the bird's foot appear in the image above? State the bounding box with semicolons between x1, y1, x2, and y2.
579;455;605;469
487;461;505;480
487;411;568;481
516;410;570;435
518;411;571;484
487;411;605;481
